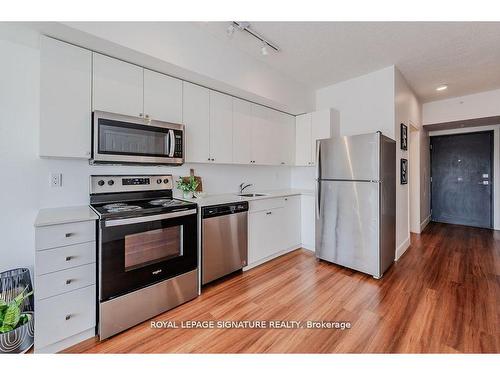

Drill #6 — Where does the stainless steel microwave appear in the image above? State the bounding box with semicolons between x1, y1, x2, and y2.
91;111;184;165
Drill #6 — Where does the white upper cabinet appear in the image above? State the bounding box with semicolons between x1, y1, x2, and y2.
209;91;233;164
251;104;279;165
295;109;334;166
143;69;182;123
92;53;143;117
40;37;92;159
312;108;334;140
232;98;253;164
295;113;312;166
276;112;296;165
183;82;210;163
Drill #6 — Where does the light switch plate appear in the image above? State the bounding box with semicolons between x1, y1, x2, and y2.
50;173;62;187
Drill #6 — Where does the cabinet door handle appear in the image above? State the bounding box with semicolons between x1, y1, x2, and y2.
65;233;74;238
65;314;72;321
65;279;74;285
266;211;272;215
65;256;73;261
139;113;143;117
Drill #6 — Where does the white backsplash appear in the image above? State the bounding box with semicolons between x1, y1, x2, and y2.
37;158;293;209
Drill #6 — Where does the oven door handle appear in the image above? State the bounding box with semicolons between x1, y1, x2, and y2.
104;209;197;227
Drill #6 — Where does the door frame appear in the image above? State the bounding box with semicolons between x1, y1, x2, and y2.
429;128;495;229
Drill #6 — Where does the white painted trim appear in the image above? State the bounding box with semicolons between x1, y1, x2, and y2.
301;243;314;252
243;244;301;271
395;237;411;261
420;214;431;232
35;327;95;353
429;124;499;230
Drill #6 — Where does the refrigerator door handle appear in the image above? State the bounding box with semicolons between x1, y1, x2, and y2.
315;142;321;220
316;179;321;220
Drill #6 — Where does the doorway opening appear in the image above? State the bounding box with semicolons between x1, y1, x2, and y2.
430;131;493;228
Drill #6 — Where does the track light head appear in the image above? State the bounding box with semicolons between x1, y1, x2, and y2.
261;43;269;56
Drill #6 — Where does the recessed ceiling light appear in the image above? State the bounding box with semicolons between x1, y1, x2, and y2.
436;85;448;91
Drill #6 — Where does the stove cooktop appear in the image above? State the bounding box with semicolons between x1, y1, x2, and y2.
91;197;196;219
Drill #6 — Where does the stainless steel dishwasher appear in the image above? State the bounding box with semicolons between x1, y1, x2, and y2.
201;201;248;285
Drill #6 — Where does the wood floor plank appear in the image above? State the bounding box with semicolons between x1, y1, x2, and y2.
64;222;500;354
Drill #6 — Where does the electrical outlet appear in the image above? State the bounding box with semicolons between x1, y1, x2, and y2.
50;173;62;187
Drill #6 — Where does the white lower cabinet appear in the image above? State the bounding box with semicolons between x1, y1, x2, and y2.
247;196;301;267
35;220;97;353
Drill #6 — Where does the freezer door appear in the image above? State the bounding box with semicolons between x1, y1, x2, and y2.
319;133;380;181
315;180;380;276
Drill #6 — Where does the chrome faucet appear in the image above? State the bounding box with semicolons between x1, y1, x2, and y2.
239;183;253;194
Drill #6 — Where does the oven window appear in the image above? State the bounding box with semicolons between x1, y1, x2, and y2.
124;226;183;271
98;120;169;157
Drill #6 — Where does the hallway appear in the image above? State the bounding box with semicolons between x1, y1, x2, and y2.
66;222;500;354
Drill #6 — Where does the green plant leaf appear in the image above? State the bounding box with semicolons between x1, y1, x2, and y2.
2;302;20;328
18;313;31;327
0;324;13;333
0;298;7;310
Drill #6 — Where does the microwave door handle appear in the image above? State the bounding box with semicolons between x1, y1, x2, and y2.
165;130;170;156
105;209;197;227
169;130;175;157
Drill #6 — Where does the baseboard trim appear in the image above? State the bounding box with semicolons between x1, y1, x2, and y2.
420;215;431;232
301;243;315;252
395;237;411;261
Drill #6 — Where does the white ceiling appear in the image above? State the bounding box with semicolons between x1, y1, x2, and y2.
197;22;500;103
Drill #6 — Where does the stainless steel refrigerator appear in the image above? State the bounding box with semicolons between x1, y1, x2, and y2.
315;132;396;279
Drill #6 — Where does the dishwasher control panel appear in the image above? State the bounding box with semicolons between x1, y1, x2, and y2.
202;201;249;219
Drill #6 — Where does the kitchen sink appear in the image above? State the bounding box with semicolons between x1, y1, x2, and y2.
237;193;268;197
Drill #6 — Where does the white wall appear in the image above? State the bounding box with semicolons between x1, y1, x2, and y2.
0;25;292;274
315;66;395;138
423;88;500;125
394;68;424;257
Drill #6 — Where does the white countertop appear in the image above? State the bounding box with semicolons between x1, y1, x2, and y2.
183;189;314;207
35;205;98;227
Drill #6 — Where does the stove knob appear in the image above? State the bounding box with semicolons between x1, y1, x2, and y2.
97;180;105;186
157;178;162;184
163;178;169;184
107;180;114;186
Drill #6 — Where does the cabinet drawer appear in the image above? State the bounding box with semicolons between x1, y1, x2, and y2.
36;263;96;300
35;285;95;349
36;221;95;250
36;242;96;276
248;197;286;213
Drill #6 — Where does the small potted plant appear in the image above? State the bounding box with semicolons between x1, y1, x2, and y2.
0;287;34;353
176;175;199;199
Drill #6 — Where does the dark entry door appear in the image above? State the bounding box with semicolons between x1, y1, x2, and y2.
431;131;493;228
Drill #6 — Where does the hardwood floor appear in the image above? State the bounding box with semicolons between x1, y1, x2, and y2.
65;222;500;353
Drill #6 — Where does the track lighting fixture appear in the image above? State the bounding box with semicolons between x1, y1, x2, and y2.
227;21;280;56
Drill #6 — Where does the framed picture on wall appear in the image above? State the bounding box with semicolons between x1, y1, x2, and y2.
400;123;408;150
401;158;408;184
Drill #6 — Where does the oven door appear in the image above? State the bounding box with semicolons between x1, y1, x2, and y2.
92;111;184;165
99;209;197;301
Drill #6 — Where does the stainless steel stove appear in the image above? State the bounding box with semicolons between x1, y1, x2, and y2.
90;175;198;340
